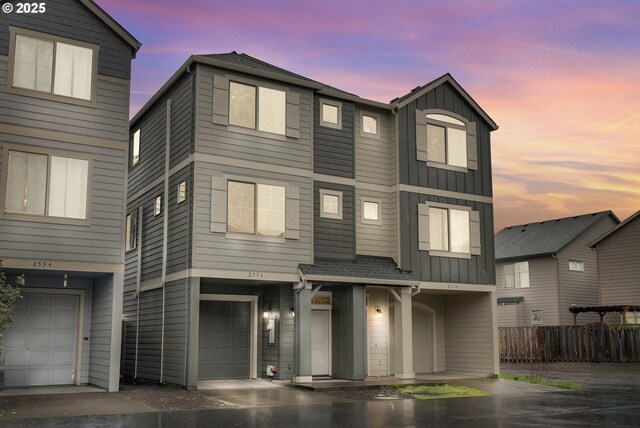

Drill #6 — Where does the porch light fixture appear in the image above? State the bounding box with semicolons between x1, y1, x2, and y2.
290;306;295;317
63;274;68;288
375;306;383;318
263;305;271;318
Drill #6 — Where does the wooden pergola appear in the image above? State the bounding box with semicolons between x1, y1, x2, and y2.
568;305;640;326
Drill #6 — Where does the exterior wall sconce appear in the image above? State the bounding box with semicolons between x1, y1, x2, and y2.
375;306;383;318
290;306;295;317
263;305;271;319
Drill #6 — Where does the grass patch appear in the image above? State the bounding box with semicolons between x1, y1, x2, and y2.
499;373;580;389
397;384;489;400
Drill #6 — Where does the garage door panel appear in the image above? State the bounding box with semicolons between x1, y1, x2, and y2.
30;296;53;310
4;369;26;387
54;312;76;329
27;368;51;385
233;333;249;346
28;332;52;347
53;350;73;364
52;368;73;384
53;331;75;347
28;350;52;365
30;311;53;329
4;349;27;365
214;332;232;345
233;315;249;330
3;331;27;347
55;296;76;311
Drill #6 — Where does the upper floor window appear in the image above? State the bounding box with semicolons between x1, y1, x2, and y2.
319;189;343;220
154;195;162;216
229;82;286;135
361;113;380;137
10;28;97;103
227;181;285;237
503;262;530;288
131;130;140;167
361;197;382;225
125;211;137;251
2;146;91;223
418;202;481;258
416;109;478;172
569;260;584;272
177;181;187;204
319;99;342;129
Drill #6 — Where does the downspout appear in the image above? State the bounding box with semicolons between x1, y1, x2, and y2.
392;107;401;267
160;98;172;383
552;253;561;325
184;64;195;386
134;206;143;378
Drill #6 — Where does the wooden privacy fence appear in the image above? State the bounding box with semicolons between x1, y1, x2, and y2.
500;325;640;363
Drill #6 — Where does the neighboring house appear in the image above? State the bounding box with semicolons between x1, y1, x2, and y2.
589;210;640;324
122;51;499;388
495;211;619;327
0;0;140;391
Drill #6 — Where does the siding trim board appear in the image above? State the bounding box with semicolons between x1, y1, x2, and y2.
0;123;127;151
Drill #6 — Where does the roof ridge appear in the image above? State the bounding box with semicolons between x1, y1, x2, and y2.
502;210;611;230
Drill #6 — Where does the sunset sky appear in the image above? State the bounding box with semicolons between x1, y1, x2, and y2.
102;0;640;231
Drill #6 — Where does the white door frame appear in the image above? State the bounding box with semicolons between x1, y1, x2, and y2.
17;288;85;386
389;301;437;373
199;294;258;379
311;291;332;376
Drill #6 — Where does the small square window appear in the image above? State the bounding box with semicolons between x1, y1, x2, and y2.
320;189;343;219
320;99;342;129
131;129;140;166
362;114;378;135
154;196;162;216
362;198;382;225
177;181;186;203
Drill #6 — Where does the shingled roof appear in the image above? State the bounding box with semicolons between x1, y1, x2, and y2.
299;256;417;285
495;211;617;261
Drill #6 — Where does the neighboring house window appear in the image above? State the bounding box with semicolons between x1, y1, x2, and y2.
319;189;343;220
154;195;162;216
131;130;140;166
361;198;382;225
415;109;478;171
10;29;96;102
627;311;640;325
227;181;285;237
503;262;530;288
125;212;137;251
319;99;342;129
530;309;543;326
418;202;481;257
569;260;584;272
229;82;286;135
177;181;186;203
3;148;90;221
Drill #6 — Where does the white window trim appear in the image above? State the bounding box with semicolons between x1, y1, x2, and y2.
503;261;530;289
0;143;94;226
7;26;99;106
131;129;140;167
319;189;343;220
424;201;472;259
125;212;137;252
361;197;382;225
360;111;381;139
319;98;342;130
227;76;288;137
154;195;162;216
177;181;186;204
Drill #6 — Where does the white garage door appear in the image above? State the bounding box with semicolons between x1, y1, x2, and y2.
2;294;78;387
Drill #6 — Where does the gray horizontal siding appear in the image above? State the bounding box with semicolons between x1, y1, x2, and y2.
193;161;313;274
354;107;395;186
122;291;137;378
0;0;133;79
195;64;312;170
314;182;355;260
135;288;163;381
355;189;397;260
0;136;125;264
0;59;129;142
88;275;114;389
399;191;495;285
162;279;189;385
169;74;193;169
314;96;354;178
398;81;493;197
168;166;192;274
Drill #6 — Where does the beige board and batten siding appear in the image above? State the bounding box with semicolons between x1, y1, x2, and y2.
557;215;618;325
496;257;559;327
195;63;313;170
0;59;129;142
444;292;496;375
597;217;640;322
192;161;312;275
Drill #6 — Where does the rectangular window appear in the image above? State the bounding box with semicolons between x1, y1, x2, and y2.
5;149;89;220
426;124;446;164
362;114;378;135
177;181;186;203
229;82;286;135
429;207;449;251
131;129;140;166
227;181;285;237
449;209;470;253
125;212;136;251
154;195;162;216
627;311;640;325
322;103;339;124
569;260;584;272
504;262;530;288
320;99;342;129
12;32;95;101
319;189;343;219
363;201;380;221
425;113;468;169
429;207;470;253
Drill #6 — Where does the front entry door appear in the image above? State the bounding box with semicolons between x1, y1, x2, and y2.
311;310;330;376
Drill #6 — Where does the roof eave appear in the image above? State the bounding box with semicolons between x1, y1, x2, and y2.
79;0;141;54
317;88;392;110
495;253;555;263
395;73;498;130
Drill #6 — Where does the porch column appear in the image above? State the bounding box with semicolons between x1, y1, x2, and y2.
394;287;415;379
108;272;124;392
186;276;200;389
293;282;312;383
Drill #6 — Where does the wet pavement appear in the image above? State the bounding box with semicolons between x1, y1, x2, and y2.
3;386;640;427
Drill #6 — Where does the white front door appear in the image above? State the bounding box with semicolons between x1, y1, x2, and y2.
2;293;78;387
412;308;433;373
311;310;330;376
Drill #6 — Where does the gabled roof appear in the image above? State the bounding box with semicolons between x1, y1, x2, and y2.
80;0;141;53
590;210;640;248
495;211;618;261
392;73;498;131
299;256;418;286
